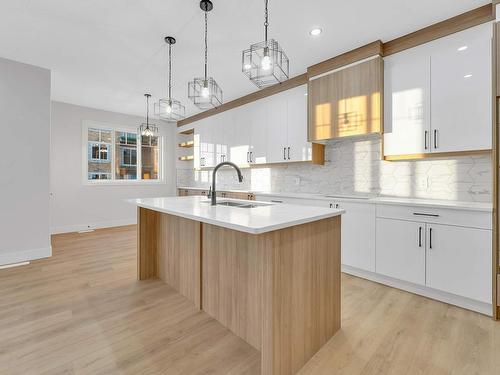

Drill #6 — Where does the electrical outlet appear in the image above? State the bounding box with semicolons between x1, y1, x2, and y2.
294;177;301;185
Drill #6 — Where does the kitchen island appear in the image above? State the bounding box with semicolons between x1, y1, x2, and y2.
131;196;344;375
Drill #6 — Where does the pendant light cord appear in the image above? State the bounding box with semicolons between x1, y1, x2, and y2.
264;0;269;43
168;43;172;101
146;94;150;126
204;11;208;81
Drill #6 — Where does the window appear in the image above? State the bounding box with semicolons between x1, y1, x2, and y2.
87;128;112;180
84;122;163;183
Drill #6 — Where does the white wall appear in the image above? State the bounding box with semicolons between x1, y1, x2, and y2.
50;101;176;234
0;57;51;265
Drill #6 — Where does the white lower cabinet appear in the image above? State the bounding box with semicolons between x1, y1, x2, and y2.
255;196;376;272
255;196;492;311
340;202;376;272
376;218;426;285
375;204;492;309
425;224;492;303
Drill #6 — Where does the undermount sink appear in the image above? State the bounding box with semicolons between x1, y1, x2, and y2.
216;201;247;207
204;200;273;208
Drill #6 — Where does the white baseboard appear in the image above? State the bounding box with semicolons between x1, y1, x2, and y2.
51;218;137;235
0;246;52;266
342;265;492;316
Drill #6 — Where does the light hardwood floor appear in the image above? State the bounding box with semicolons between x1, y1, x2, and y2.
0;225;499;375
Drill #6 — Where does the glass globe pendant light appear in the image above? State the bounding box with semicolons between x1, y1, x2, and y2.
188;0;223;110
155;36;185;121
242;0;289;88
139;94;158;137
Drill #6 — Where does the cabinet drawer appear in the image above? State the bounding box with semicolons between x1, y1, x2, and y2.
376;204;491;230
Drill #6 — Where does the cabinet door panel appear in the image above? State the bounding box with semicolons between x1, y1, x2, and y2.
229;106;251;167
341;202;376;272
287;85;311;162
249;100;268;164
426;224;491;303
266;92;288;163
308;72;339;141
376;218;426;285
430;23;492;152
212;112;229;165
383;47;431;156
194;118;214;168
337;57;383;138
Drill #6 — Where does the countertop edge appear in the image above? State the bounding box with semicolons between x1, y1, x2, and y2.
133;200;345;234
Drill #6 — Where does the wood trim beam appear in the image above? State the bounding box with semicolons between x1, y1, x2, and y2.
493;21;499;320
307;40;383;78
177;73;307;127
383;4;494;56
383;149;492;162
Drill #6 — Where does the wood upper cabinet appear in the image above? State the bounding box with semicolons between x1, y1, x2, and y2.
308;56;383;141
384;23;492;157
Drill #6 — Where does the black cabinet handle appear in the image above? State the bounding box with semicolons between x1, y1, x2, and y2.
424;131;428;150
434;129;438;149
418;226;422;248
246;152;249;163
329;203;333;208
413;212;439;218
283;147;286;160
287;147;290;160
429;227;433;249
250;152;253;163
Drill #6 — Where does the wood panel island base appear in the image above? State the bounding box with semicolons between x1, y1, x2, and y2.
133;196;343;375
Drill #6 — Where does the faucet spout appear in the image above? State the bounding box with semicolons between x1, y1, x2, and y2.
211;161;243;206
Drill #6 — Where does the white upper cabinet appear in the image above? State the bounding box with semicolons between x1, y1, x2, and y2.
212;111;230;164
286;85;311;162
429;23;492;152
384;47;431;156
193;85;312;169
229;106;252;167
249;99;268;164
383;23;492;157
266;91;288;163
194;117;215;168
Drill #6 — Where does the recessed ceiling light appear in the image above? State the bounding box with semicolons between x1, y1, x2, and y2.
457;46;468;52
310;28;322;36
464;74;473;78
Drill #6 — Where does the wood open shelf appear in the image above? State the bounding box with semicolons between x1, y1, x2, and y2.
179;128;194;135
178;140;194;148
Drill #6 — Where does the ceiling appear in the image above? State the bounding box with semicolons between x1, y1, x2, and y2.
0;0;490;119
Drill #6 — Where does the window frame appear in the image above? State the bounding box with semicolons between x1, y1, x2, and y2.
82;121;164;185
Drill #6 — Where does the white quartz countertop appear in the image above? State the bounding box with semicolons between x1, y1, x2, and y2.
130;196;344;234
255;192;492;212
176;188;492;212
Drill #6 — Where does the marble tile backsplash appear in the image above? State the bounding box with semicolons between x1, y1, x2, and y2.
177;135;492;202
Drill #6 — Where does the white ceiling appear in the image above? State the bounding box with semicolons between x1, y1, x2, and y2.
0;0;490;119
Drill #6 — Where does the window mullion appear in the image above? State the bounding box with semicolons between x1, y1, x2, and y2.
137;133;142;181
111;130;116;181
